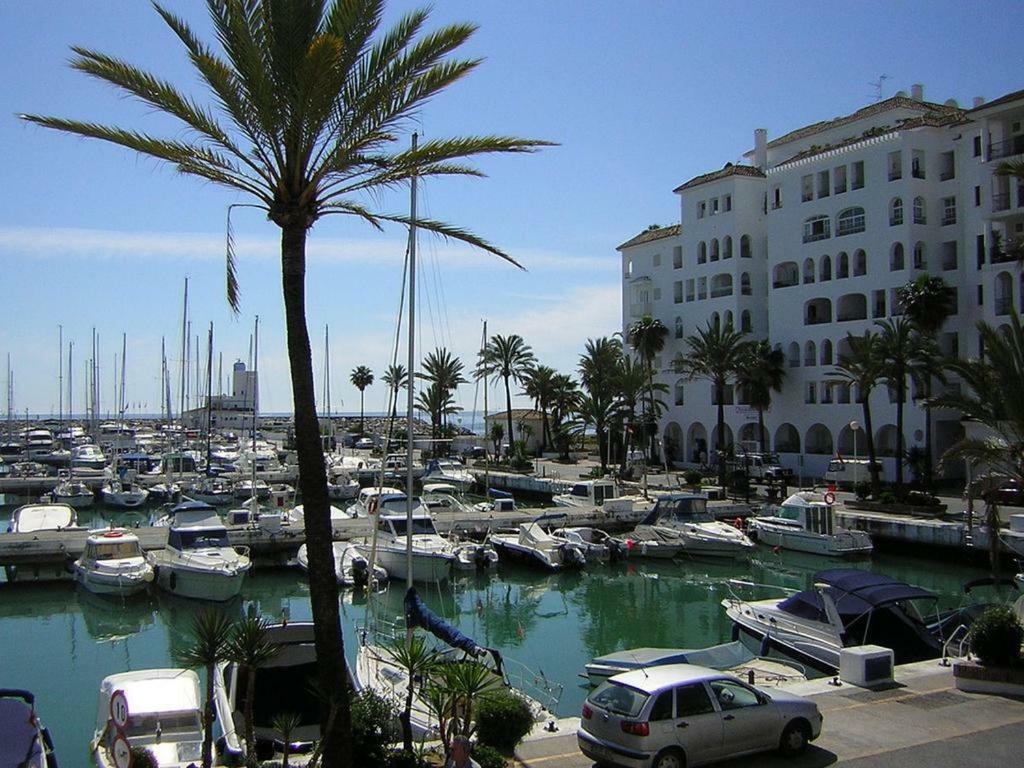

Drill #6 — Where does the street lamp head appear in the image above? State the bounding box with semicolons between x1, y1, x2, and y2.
849;420;860;431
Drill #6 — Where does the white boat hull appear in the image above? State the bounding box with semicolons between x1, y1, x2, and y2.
749;521;873;557
150;556;249;601
52;492;94;509
101;488;149;508
371;546;453;583
73;561;153;597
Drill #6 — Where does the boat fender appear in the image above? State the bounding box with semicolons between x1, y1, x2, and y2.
169;571;177;591
823;491;836;505
759;632;772;657
733;517;743;530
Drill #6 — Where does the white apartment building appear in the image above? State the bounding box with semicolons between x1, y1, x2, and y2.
182;360;259;433
619;84;1024;482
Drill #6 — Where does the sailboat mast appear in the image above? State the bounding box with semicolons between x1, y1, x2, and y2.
252;315;259;449
406;133;418;595
67;342;73;423
482;320;489;496
119;332;127;419
58;325;63;433
205;323;214;471
178;277;188;424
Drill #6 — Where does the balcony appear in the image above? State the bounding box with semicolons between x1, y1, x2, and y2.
988;135;1024;161
940;170;955;181
993;193;1011;212
996;296;1014;316
710;287;733;299
888;169;902;181
942;213;957;226
771;200;783;210
803;231;830;244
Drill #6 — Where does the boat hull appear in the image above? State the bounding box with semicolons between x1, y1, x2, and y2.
73;562;153;597
749;522;873;557
150;556;249;601
372;546;453;583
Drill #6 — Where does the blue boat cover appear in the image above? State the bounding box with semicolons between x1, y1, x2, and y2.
404;587;478;655
170;500;217;515
779;569;936;619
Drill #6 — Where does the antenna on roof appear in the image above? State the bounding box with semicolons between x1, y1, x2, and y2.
868;74;891;102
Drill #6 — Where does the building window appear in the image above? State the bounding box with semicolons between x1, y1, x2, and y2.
851;161;865;189
741;272;752;296
872;289;886;318
888;151;902;181
804;341;817;367
740;234;752;258
711;198;719;215
820;339;833;365
803;258;816;284
942;241;958;271
977;284;983;306
940;151;955;181
913;196;926;224
653;287;661;301
673;281;683;304
911;150;925;179
675;317;684;339
973;135;982;157
942;196;957;226
685;279;695;302
837;252;849;278
625;258;632;277
837;207;866;236
772;186;782;209
805;382;817;404
890;197;903;226
710;239;720;261
803;215;831;243
834;165;848;194
817;170;830;198
913;242;927;270
801;174;813;202
674;380;685;406
698;242;707;264
653;253;661;267
891;242;905;271
853;249;867;277
698;201;706;219
724;194;732;212
723;236;733;260
698;277;707;299
820;255;832;281
741;310;752;332
673;246;683;269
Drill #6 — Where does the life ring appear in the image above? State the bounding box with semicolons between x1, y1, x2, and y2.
823;491;836;505
103;530;124;538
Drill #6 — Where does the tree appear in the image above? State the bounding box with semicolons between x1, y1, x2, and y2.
176;609;233;768
488;421;504;458
415;380;459;439
23;5;551;765
225;613;281;768
386;633;439;753
522;365;557;451
626;316;669;460
876;317;925;493
676;322;749;485
611;355;649;469
548;373;580;462
477;334;536;454
897;274;956;486
736;341;786;453
350;365;374;433
827;331;884;495
420;348;466;440
381;363;409;423
578;337;622;467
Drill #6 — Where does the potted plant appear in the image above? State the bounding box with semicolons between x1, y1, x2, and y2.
953;604;1024;695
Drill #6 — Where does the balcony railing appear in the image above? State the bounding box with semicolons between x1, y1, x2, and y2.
803;231;830;244
771;200;783;210
988;136;1024;161
709;287;734;299
911;168;925;179
993;193;1011;212
773;279;798;289
940;170;955;181
888;169;902;181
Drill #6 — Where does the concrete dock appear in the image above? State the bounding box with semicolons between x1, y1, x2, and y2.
514;660;1024;767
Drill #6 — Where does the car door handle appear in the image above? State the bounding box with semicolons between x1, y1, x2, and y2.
676;721;689;729
723;714;735;721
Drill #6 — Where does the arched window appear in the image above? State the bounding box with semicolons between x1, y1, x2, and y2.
803;257;816;284
723;236;733;259
913;241;927;269
804;341;817;367
837;252;849;278
890;197;904;226
675;316;684;339
853;249;867;276
724;310;734;329
788;342;801;368
837;206;866;236
710;238;720;261
698;241;707;264
996;271;1014;315
711;312;720;330
740;272;752;296
674;379;685;406
820;255;832;281
803;215;831;243
913;196;926;224
740;234;752;258
741;310;752;333
890;242;905;271
820;339;834;365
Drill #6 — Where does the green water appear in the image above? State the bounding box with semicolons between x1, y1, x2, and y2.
0;542;998;768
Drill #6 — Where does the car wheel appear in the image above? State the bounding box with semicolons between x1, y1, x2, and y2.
652;747;686;768
779;719;810;756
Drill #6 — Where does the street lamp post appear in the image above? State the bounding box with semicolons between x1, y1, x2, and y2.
849;420;860;486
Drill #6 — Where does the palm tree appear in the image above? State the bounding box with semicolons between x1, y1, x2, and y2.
415;380;459;439
897;274;956;486
386;633;439;753
419;348;466;440
176;609;233;768
578;337;623;465
612;355;649;468
627;316;669;459
225;613;281;768
381;363;409;422
573;390;616;472
876;317;921;492
23;6;550;764
736;341;786;453
522;365;557;451
477;334;536;454
676;322;749;485
827;331;884;495
549;373;580;462
350;366;374;433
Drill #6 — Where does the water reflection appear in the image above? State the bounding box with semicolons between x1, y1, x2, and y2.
77;588;155;642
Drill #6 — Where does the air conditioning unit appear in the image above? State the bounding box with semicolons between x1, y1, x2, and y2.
839;645;894;687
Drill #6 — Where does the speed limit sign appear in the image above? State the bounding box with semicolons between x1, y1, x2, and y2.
109;689;130;731
111;732;132;768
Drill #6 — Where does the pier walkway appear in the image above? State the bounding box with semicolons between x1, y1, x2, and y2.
514;660;1024;767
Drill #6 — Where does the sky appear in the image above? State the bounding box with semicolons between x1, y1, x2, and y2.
1;0;1021;419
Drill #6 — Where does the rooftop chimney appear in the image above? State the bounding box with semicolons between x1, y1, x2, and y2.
973;96;985;108
911;83;924;102
754;128;768;171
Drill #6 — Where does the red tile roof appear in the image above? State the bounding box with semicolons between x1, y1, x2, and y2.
617;223;681;251
672;164;764;194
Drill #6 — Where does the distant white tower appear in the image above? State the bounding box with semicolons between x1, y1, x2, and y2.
232;360;258;412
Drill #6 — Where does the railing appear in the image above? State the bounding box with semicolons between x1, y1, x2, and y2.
992;193;1011;212
940;170;955;181
988;135;1024;161
803;231;830;244
942;215;956;226
805;315;831;326
771;200;783;210
888;169;902;181
837;221;865;236
996;296;1014;316
941;624;972;665
710;287;733;298
773;279;798;289
911;168;925;179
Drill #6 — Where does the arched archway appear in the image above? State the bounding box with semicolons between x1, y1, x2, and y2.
687;422;708;464
738;423;761;447
663;421;683;466
875;424;898;456
774;423;800;453
805;423;834;455
820;339;834;366
711;423;734;454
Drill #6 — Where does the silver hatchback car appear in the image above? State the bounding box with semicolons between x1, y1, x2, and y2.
578;664;822;768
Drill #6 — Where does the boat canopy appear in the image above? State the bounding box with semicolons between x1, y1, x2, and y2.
404;587;478;655
779;569;936;620
641;493;709;525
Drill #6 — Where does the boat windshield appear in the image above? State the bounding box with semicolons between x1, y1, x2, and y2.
588;680;649;717
124;710;201;737
387;517;438;536
170;529;230;549
659;496;711;522
89;541;141;560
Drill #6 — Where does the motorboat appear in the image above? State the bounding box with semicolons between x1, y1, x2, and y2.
748;492;873;557
350;486;406;518
289;501;355;525
0;689;58;768
550;525;620;562
147;501;251;601
723;568;984;672
70;443;107;470
584;640;807;687
185;476;234;506
381;453;424;483
421;457;475;492
92;669;203;768
552;479;619;508
73;528;155;596
326;469;360;501
49;468;95;508
232;478;271;501
8;502;80;533
361;512;456;583
636;493;754;559
215;622;353;764
488;522;586;571
101;470;150;509
296;541;387;587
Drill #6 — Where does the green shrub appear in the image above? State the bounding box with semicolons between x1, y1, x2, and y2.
472;743;508;768
905;490;940;507
384;749;426;768
853;481;870;501
877;490;897;505
129;747;158;768
475;689;534;753
351;689;401;765
683;470;703;487
970;605;1024;667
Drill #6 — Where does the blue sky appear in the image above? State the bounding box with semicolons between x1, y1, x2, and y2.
1;0;1020;418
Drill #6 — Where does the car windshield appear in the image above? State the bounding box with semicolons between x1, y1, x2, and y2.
589;680;649;718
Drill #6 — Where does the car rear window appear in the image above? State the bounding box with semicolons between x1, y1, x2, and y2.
589;680;649;718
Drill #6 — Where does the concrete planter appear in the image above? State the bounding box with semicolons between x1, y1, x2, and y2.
846;499;948;518
953;659;1024;696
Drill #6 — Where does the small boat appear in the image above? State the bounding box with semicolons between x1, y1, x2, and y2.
489;522;586;571
635;493;755;559
361;512;457;583
550;525;620;562
289;501;355;525
584;641;808;687
8;501;81;533
421;457;475;491
70;443;107;470
185;476;234;506
552;479;619;508
232;478;270;501
92;669;203;768
101;470;149;509
148;501;251;601
748;491;873;557
0;689;58;768
613;524;689;559
350;486;406;518
73;528;154;596
296;541;387;587
49;468;94;508
326;471;360;500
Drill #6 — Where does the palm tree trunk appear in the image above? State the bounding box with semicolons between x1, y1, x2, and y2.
359;389;365;433
504;374;514;459
280;221;351;768
244;666;258;768
716;378;726;486
924;378;934;489
202;663;215;768
895;388;905;493
861;395;880;496
757;408;766;453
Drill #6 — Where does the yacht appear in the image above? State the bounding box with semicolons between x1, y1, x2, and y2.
101;470;150;509
73;529;154;596
361;512;456;582
488;522;586;571
148;501;251;601
552;479;619;508
723;568;980;672
9;502;80;533
615;524;690;559
289;501;355;525
326;470;360;500
296;541;387;587
421;457;475;492
0;689;58;768
49;468;95;508
635;493;754;559
70;443;107;470
232;478;271;501
92;669;203;768
550;526;620;562
185;476;234;506
350;486;407;518
748;491;874;557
